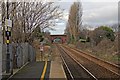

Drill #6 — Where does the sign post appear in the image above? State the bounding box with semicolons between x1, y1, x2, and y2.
5;1;12;73
6;0;10;73
5;20;12;73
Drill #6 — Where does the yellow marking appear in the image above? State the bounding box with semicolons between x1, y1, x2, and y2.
6;40;9;44
8;27;11;31
40;61;48;80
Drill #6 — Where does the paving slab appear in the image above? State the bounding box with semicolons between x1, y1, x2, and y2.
49;45;66;79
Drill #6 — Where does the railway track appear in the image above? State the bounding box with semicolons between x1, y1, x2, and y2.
56;45;97;80
58;44;120;79
65;45;120;74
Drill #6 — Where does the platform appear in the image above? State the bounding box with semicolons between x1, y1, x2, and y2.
2;45;67;80
6;61;51;80
49;45;66;79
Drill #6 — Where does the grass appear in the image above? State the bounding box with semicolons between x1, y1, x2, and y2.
85;49;119;64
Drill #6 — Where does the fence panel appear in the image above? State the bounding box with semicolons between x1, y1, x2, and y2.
2;45;6;72
28;45;36;62
16;44;23;68
9;44;13;72
2;43;36;72
21;43;29;65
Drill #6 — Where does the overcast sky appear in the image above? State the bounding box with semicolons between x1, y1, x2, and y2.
0;0;119;34
49;0;119;35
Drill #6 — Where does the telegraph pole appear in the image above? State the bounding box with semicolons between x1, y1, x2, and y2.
6;0;10;73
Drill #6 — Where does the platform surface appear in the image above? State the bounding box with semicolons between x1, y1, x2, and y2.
9;61;51;79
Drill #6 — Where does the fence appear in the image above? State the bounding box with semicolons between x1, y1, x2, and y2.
2;43;36;72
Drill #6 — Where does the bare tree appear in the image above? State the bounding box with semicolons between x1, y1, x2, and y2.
1;2;63;43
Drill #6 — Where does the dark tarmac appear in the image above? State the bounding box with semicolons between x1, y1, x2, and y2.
8;61;51;80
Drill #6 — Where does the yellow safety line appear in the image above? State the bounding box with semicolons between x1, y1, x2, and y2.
40;61;48;80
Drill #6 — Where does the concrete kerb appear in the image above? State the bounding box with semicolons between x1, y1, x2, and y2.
7;62;29;79
61;63;67;78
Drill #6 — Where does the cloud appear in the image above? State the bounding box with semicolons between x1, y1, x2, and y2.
54;2;71;22
57;22;65;25
82;0;119;2
50;1;118;34
62;12;69;22
50;24;65;34
82;2;118;26
49;2;72;34
43;0;119;2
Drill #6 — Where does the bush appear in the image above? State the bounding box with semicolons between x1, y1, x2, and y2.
99;26;115;41
90;26;115;45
